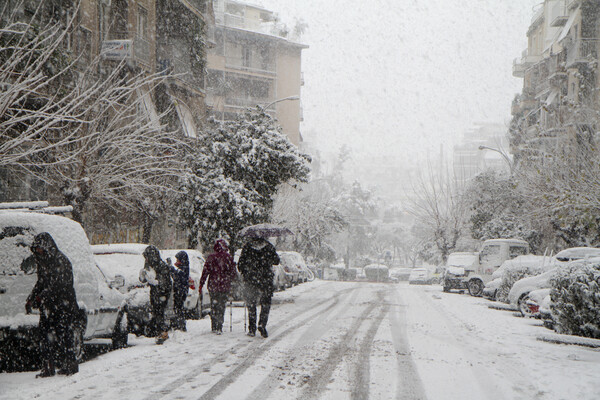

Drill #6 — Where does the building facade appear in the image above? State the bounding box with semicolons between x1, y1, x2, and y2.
511;0;600;168
206;0;307;145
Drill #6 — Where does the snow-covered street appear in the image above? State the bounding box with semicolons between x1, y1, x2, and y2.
2;280;600;400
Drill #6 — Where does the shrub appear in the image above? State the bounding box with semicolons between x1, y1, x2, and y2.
550;262;600;338
497;267;543;303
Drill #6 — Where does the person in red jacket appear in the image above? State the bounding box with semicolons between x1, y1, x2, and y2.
199;239;237;334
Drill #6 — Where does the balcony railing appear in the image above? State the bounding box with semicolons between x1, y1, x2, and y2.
101;31;151;67
566;39;600;67
157;56;204;89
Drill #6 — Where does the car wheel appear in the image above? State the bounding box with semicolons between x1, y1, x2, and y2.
443;285;450;292
519;294;534;318
73;326;85;363
467;279;484;297
112;311;129;350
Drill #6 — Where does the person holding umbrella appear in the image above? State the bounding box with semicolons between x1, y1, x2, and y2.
199;239;237;334
237;236;280;338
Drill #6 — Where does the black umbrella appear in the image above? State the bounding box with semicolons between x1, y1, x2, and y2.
239;223;293;238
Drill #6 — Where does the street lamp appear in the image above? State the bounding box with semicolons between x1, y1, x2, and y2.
478;145;514;174
261;95;300;111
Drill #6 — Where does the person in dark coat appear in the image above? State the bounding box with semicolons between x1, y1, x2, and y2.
140;245;172;344
25;232;80;377
170;251;190;331
237;237;280;338
199;239;237;334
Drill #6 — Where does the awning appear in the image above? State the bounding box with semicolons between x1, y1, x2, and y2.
558;8;580;43
545;89;559;106
174;101;197;138
137;88;161;131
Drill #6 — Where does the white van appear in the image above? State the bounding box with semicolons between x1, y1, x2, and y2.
478;238;529;275
0;212;128;371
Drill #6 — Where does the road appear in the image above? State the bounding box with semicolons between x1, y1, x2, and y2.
2;281;600;400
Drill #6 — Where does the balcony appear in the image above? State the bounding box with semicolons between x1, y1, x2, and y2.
101;32;151;68
157;56;203;90
512;49;543;77
550;1;568;27
566;39;600;67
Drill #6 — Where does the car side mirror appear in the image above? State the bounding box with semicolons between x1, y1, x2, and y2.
110;275;125;289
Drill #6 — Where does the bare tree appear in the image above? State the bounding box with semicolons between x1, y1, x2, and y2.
405;162;469;264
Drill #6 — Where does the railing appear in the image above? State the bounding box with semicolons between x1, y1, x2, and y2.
566;39;600;66
225;56;276;75
225;96;271;110
157;55;203;89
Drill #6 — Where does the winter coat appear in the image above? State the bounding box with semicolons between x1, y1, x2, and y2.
199;239;237;293
26;232;79;319
170;251;190;299
237;238;279;293
142;245;172;306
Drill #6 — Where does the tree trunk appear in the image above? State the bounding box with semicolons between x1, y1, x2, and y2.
142;214;154;244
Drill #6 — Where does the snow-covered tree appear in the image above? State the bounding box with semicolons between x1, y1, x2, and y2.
272;179;347;263
178;109;311;251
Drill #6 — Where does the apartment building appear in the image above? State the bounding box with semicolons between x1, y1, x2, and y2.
206;0;307;145
511;0;600;167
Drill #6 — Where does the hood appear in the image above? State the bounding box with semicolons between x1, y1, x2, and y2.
249;237;269;250
214;239;229;253
175;250;189;266
143;245;162;266
31;232;59;262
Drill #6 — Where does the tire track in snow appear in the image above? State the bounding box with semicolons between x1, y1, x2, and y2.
297;290;385;400
389;286;427;400
243;284;366;400
194;287;361;400
350;301;391;400
143;285;360;400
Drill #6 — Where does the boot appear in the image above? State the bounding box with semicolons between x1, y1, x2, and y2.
257;326;268;338
155;331;169;345
57;359;78;376
36;360;55;378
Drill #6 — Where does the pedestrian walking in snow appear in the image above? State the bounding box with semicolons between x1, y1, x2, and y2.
237;237;280;338
170;251;190;331
199;239;237;335
25;232;81;377
140;245;172;344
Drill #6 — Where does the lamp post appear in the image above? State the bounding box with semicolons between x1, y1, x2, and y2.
478;145;514;174
261;95;300;111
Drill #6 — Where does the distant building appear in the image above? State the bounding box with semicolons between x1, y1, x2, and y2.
206;0;307;145
453;123;511;181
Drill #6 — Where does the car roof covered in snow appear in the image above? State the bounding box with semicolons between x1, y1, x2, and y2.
91;243;149;255
555;247;600;262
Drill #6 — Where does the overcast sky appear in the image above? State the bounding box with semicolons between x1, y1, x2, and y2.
257;0;538;173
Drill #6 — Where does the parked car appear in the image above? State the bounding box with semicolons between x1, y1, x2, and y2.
508;247;600;314
278;251;302;286
482;255;551;301
0;212;128;372
408;267;432;284
390;267;412;281
442;252;482;295
161;249;210;319
363;264;389;282
272;264;288;291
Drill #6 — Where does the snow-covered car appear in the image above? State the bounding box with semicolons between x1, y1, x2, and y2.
161;249;210;319
278;251;302;286
272;264;287;291
408;267;432;285
363;264;390;282
507;247;600;313
521;288;551;318
442;252;483;296
0;212;128;372
390;267;412;281
482;255;552;301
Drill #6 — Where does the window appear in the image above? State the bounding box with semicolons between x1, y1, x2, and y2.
509;246;528;259
79;27;92;63
137;6;148;39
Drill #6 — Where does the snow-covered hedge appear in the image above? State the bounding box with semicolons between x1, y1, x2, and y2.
550;262;600;338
